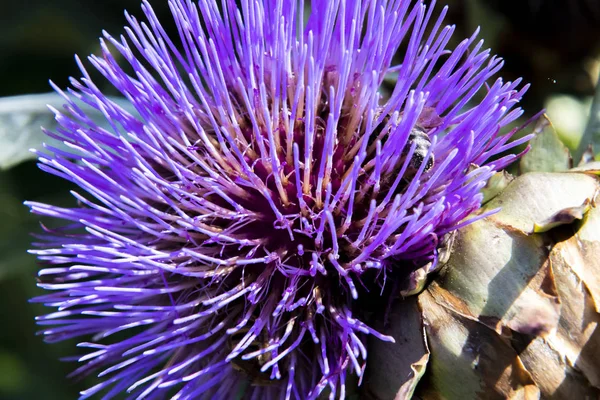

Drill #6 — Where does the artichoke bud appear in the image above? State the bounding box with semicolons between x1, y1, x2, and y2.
366;155;600;399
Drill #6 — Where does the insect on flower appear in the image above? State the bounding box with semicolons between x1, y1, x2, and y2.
25;0;530;398
405;125;435;172
370;111;437;180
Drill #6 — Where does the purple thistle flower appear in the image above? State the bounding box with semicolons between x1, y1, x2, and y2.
26;0;529;398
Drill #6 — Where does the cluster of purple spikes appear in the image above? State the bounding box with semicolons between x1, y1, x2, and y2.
26;0;529;398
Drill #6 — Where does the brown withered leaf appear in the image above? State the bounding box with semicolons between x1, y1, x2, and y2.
570;161;600;175
532;196;600;393
513;336;600;399
553;202;600;312
400;267;428;298
433;218;561;337
363;297;430;400
569;196;600;312
577;195;600;242
416;288;540;400
546;246;600;390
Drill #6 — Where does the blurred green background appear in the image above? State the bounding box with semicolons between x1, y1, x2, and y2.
0;0;599;399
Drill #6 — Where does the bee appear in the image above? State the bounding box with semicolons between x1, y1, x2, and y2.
370;112;435;176
402;124;434;175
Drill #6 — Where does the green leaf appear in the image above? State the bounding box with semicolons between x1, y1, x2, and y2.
0;93;63;170
484;172;600;234
576;69;600;163
433;218;560;337
481;171;514;204
519;114;572;173
399;232;456;297
0;92;135;170
363;297;430;400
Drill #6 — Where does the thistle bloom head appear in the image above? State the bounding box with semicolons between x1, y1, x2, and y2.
27;0;528;398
